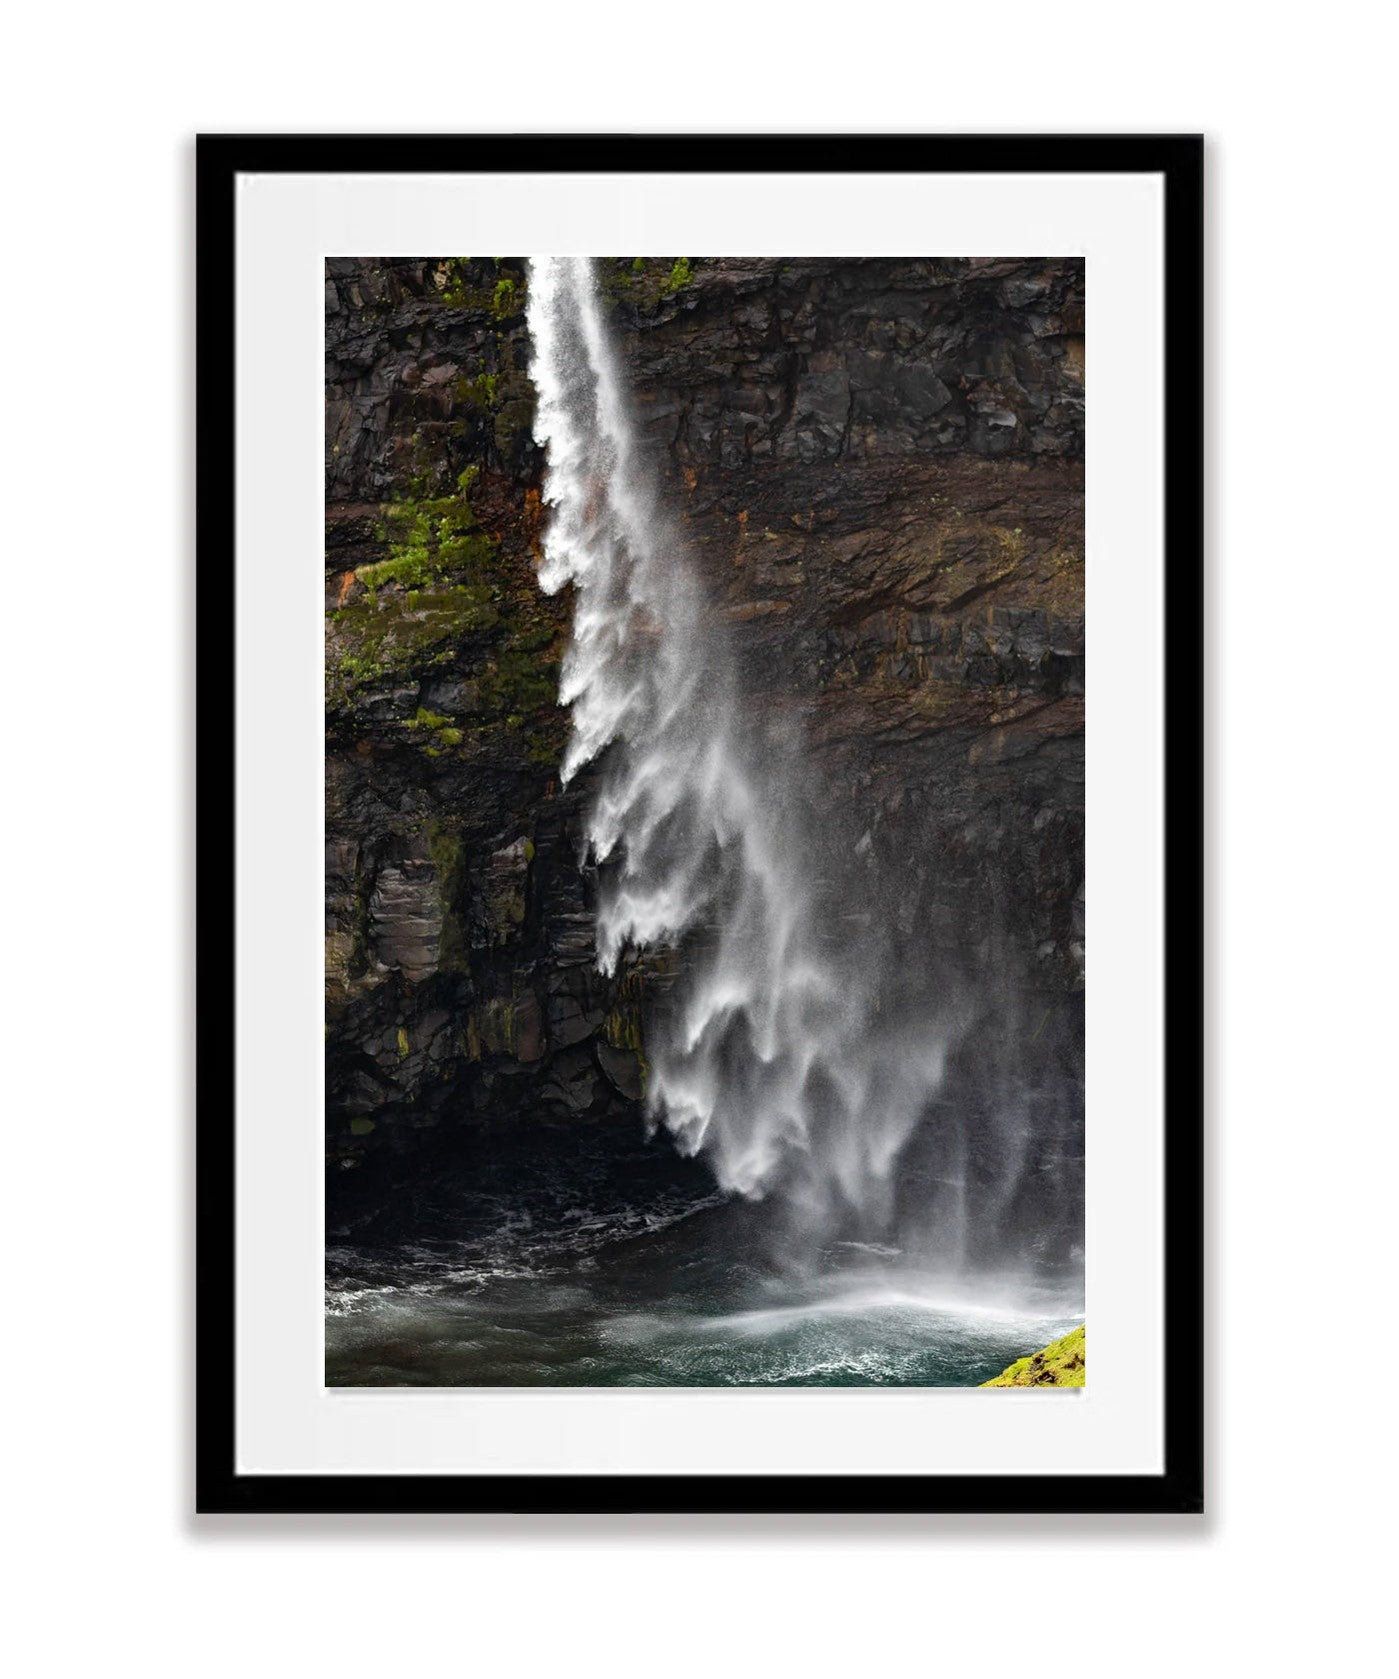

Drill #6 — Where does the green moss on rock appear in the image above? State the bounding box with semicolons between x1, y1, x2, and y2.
603;968;646;1052
326;350;569;774
327;586;501;704
981;1324;1085;1387
425;821;470;973
363;473;497;592
597;258;696;313
480;642;560;716
492;275;518;316
436;258;494;309
327;467;515;706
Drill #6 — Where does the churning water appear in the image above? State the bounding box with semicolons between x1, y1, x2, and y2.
325;1159;1079;1387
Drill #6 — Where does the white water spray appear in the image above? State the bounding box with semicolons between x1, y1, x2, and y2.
528;258;950;1225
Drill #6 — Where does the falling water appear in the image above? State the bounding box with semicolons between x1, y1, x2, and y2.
528;258;955;1233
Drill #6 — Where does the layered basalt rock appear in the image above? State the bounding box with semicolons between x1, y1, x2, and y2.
324;257;1084;1210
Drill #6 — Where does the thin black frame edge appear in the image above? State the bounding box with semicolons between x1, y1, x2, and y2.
195;133;1204;1518
195;1472;1204;1518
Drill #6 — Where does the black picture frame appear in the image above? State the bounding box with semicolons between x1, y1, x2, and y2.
195;133;1203;1516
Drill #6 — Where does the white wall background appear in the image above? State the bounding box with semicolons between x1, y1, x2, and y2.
4;5;1393;1674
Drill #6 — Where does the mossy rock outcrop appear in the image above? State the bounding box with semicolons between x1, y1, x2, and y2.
982;1324;1085;1387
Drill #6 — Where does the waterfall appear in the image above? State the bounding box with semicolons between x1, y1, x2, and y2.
528;258;951;1231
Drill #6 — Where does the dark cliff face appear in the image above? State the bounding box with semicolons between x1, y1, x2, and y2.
325;257;1084;1224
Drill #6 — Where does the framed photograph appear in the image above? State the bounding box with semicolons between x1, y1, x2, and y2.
197;133;1203;1514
